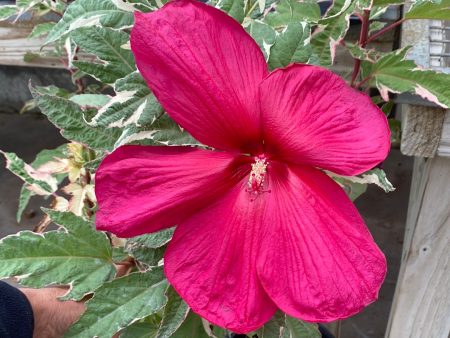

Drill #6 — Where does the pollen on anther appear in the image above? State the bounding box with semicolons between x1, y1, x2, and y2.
247;157;268;195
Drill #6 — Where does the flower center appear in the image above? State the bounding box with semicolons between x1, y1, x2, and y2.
247;155;270;198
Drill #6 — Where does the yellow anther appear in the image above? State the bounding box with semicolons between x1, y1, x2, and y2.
248;157;268;192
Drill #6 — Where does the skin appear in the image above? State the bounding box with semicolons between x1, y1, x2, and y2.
20;287;86;338
19;263;130;338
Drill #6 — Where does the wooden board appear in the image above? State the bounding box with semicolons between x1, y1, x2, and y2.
385;156;450;338
400;105;447;158
0;18;92;68
437;111;450;157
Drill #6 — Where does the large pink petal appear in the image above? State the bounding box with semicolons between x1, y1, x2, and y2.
131;0;268;153
259;64;390;176
164;185;277;333
95;145;248;237
256;163;386;322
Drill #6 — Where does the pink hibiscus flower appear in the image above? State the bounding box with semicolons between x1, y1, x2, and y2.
95;0;390;333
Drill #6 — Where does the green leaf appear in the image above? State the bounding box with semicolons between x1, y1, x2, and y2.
368;5;390;19
84;156;104;170
70;94;111;108
254;312;320;338
368;21;387;35
216;0;245;22
389;118;401;147
31;145;67;169
373;0;404;5
114;114;199;148
32;84;71;98
246;20;277;60
66;270;168;338
356;0;371;9
17;185;33;223
364;168;395;192
405;0;450;19
127;0;161;12
16;0;41;9
28;22;56;38
132;228;174;248
346;42;382;62
310;0;356;65
71;27;135;84
331;168;395;194
170;312;211;338
0;5;17;20
71;61;125;85
120;315;161;338
112;247;130;262
114;125;158;147
150;115;199;146
156;287;189;338
91;72;164;128
0;210;115;300
30;145;68;186
15;144;68;221
381;100;395;116
211;325;228;338
265;0;321;28
1;151;57;195
45;0;134;44
268;22;312;69
285;316;321;338
362;47;450;108
126;228;174;268
255;311;289;337
332;176;368;201
34;93;121;151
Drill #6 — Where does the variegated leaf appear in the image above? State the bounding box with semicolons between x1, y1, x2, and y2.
246;20;277;60
66;270;168;338
405;0;450;20
362;47;450;107
265;0;321;28
156;287;189;338
0;210;115;301
268;21;312;69
91;72;163;128
45;0;134;43
1;151;57;195
34;93;121;151
310;0;356;66
71;27;135;84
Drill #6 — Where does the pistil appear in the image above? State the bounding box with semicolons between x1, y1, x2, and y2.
247;155;269;197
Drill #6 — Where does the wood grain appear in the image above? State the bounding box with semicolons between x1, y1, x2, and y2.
400;105;447;158
386;156;450;338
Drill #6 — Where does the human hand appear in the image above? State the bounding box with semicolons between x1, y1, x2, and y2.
20;263;131;338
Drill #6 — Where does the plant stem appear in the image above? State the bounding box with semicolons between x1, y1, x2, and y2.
354;75;371;89
350;9;370;87
366;18;405;44
246;0;259;16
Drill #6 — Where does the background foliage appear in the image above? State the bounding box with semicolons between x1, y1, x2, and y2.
1;0;449;337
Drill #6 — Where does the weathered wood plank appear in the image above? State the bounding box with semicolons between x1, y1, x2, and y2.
399;2;450;158
385;156;450;338
0;19;92;68
400;105;447;158
0;15;63;68
437;111;450;157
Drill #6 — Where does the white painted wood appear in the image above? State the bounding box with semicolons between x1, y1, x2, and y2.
385;156;450;338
